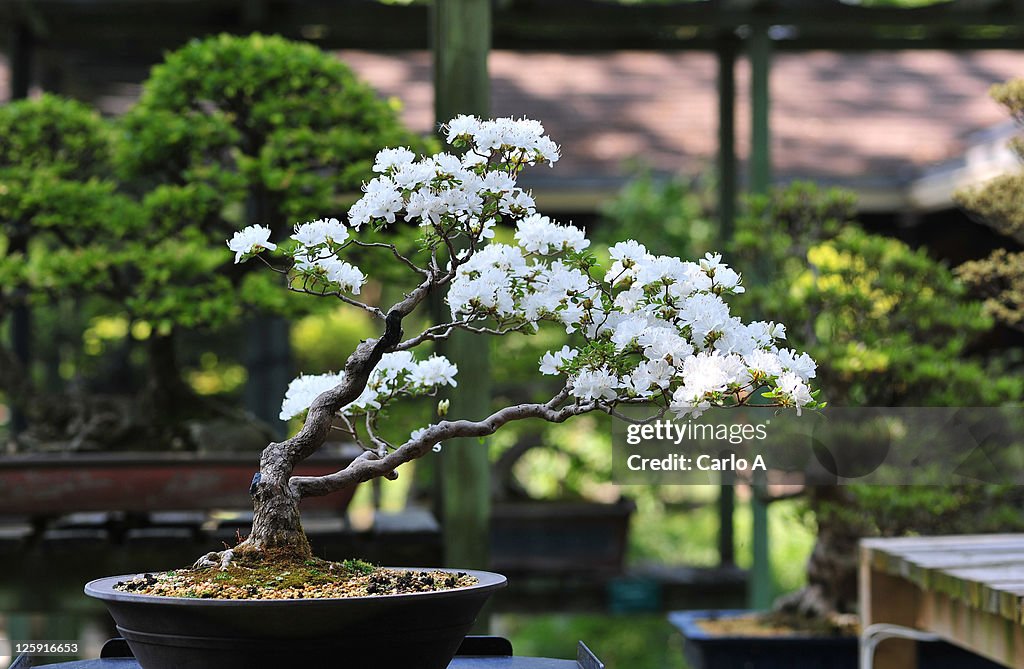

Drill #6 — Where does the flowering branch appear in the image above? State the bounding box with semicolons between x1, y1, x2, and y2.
289;389;592;499
222;116;824;539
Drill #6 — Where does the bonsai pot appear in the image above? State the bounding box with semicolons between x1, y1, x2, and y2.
86;567;506;669
670;610;1004;669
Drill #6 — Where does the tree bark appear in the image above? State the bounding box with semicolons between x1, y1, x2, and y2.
240;311;408;559
246;476;311;558
773;486;863;618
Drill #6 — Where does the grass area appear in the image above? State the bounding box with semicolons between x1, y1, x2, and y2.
495;613;687;669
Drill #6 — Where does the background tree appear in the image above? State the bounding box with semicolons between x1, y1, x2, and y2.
955;78;1024;332
116;33;430;431
1;35;429;451
0;94;146;449
734;183;1022;620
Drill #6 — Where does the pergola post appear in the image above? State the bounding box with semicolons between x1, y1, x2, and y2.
431;0;492;573
8;20;33;435
749;27;772;194
748;24;773;611
716;33;738;243
716;32;738;567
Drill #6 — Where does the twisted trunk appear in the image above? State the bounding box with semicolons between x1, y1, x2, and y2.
246;479;311;558
240;311;408;559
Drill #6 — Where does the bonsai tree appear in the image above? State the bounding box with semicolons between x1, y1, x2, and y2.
194;117;822;569
732;182;1022;619
0;94;147;448
955;78;1024;332
2;35;427;450
113;33;428;427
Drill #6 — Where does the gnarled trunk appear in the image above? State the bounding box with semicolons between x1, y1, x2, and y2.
247;480;311;559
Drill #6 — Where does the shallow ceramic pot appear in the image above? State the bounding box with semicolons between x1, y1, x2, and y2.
86;567;506;669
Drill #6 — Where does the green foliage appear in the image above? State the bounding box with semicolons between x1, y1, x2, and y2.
0;95;140;312
1;36;429;446
597;169;716;258
956;173;1024;245
0;93;111;176
732;183;1024;573
956;249;1024;332
955;78;1024;332
116;33;431;330
734;181;1019;407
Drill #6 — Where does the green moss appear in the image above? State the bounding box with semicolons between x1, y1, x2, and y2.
191;556;375;592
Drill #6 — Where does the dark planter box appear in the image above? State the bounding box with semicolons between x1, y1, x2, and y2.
490;497;635;574
669;610;1004;669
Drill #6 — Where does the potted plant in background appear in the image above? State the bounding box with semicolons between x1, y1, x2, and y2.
667;180;1023;669
0;33;427;457
83;112;822;669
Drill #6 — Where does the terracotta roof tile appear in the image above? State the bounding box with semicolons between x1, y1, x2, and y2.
338;49;1024;186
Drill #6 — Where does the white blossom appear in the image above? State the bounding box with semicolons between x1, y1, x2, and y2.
514;214;590;255
279;372;344;420
776;372;814;414
609;314;650;351
624;359;673;398
539;345;579;375
227;225;276;263
292;218;348;248
671;352;746;418
373;147;416;174
679;293;732;345
410;355;459;387
445;114;481;143
570;367;619;401
744;349;784;378
315;258;366;294
348;177;403;229
778;348;817;381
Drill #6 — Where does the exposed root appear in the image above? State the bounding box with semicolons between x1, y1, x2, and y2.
192;547;239;571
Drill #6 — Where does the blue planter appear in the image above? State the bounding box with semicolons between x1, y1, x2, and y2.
669;610;1003;669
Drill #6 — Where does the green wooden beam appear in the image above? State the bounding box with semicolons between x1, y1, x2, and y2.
716;33;738;245
3;0;1024;56
749;27;772;196
432;0;492;573
747;25;773;611
715;35;738;568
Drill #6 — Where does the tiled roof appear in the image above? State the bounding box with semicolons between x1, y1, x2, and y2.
338;49;1024;190
3;48;1020;206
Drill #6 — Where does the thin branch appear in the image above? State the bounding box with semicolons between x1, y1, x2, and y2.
603;403;670;425
395;316;530;351
350;240;428;276
290;389;594;498
285;282;386;320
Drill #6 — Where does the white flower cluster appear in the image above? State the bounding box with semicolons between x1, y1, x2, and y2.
343;116;557;241
233;115;821;442
279;351;458;421
448;232;818;417
227;225;276;263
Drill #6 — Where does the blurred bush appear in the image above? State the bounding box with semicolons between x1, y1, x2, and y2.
0;35;427;451
955;78;1024;333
